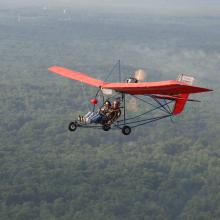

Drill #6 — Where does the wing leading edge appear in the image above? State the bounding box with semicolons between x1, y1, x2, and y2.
48;66;104;88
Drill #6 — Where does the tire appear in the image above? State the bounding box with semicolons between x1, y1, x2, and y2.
122;126;131;135
102;124;111;131
68;122;77;131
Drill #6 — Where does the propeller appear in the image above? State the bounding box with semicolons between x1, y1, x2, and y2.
134;69;146;82
126;69;147;112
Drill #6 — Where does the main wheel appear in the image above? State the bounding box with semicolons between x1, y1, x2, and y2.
102;124;111;131
68;121;77;131
122;126;131;135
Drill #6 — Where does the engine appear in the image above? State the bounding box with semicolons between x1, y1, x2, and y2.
126;77;138;83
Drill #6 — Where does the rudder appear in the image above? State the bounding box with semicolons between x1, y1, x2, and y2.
172;94;189;115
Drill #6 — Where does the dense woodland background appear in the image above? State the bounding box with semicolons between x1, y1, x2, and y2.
0;5;220;220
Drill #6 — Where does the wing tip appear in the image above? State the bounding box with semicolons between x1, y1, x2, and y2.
48;66;60;72
200;88;213;93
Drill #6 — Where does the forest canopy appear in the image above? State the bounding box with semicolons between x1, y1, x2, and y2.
0;6;219;220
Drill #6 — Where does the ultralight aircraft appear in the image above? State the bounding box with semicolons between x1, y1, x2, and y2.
48;61;212;135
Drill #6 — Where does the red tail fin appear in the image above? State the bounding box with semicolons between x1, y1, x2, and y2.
172;94;189;115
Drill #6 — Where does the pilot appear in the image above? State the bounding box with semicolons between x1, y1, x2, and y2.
82;100;111;124
99;100;111;115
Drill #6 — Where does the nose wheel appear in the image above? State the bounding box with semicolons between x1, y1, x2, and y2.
68;121;78;131
122;126;131;135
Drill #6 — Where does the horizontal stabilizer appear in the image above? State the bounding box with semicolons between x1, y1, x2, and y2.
150;95;200;102
188;99;201;102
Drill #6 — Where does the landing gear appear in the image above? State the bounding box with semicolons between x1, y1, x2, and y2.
102;124;111;131
122;126;131;135
68;121;77;131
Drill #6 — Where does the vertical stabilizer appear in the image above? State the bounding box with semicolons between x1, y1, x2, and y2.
172;74;195;115
172;94;189;115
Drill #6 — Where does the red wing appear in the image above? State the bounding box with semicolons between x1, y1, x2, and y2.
48;66;104;88
48;66;212;95
102;81;212;95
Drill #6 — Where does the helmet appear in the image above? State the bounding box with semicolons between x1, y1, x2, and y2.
104;100;111;106
113;100;120;108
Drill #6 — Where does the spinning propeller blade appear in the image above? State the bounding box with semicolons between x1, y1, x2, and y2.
134;69;146;82
127;69;146;112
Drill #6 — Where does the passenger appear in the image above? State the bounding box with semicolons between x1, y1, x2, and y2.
106;100;121;125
